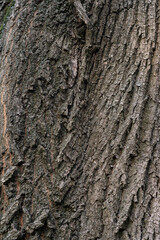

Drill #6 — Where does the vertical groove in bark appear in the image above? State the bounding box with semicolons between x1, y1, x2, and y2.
0;0;160;239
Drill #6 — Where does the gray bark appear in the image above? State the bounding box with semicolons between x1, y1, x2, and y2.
0;0;160;239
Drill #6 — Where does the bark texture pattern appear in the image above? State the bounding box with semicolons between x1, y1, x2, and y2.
0;0;160;239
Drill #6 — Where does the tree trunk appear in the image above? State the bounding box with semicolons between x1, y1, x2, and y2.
0;0;160;239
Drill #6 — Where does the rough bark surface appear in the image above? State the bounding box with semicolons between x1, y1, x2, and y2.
0;0;160;239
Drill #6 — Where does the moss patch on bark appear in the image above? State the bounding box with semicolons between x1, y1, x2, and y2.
0;0;15;36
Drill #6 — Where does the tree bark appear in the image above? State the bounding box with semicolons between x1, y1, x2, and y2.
0;0;160;239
